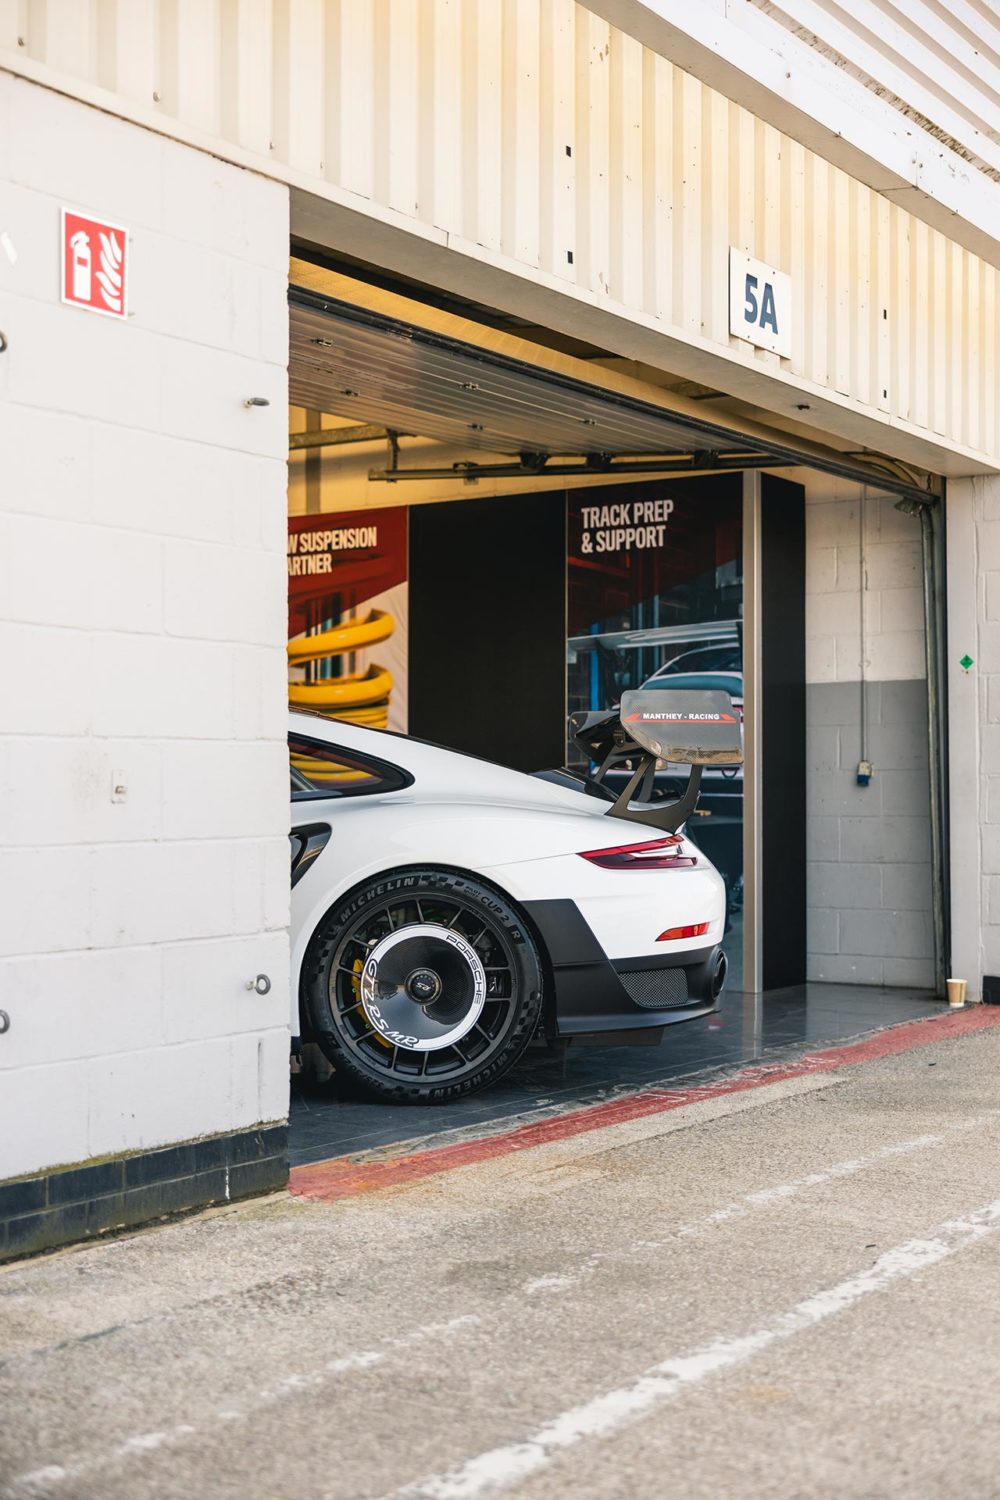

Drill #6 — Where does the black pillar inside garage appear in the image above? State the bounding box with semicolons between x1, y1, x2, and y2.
409;491;567;773
760;473;807;990
409;473;808;994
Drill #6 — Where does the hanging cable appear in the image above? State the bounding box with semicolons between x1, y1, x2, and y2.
860;487;868;772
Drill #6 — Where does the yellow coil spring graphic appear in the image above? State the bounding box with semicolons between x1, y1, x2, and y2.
288;755;373;785
287;609;394;728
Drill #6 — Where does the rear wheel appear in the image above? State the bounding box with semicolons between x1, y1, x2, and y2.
302;869;544;1103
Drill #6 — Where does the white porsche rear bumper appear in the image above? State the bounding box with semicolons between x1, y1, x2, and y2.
480;844;729;1038
520;897;728;1038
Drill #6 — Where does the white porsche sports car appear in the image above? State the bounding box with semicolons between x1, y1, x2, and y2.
289;690;740;1103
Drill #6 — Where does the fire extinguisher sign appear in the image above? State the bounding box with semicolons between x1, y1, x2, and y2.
60;209;128;319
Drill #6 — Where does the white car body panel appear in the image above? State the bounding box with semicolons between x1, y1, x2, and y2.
476;855;725;961
288;711;726;1034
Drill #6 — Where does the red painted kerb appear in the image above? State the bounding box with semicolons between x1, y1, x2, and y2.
289;1006;1000;1204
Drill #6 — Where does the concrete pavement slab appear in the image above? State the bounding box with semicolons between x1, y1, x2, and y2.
3;1014;1000;1500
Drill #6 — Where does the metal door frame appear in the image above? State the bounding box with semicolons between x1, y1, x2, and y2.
742;471;763;996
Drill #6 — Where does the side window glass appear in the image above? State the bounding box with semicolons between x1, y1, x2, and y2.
289;735;409;799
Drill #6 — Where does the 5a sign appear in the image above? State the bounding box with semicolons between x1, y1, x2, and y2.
729;249;790;358
61;209;128;319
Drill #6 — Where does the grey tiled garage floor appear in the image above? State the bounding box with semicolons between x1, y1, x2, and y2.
289;984;941;1168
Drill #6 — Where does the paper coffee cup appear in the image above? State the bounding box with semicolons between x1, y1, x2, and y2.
946;978;967;1008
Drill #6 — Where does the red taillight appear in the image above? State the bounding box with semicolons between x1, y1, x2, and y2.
579;836;698;870
658;922;710;941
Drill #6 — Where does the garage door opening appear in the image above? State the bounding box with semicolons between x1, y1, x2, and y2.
285;253;944;1160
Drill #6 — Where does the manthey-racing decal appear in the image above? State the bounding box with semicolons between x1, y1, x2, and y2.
620;688;744;766
625;711;739;724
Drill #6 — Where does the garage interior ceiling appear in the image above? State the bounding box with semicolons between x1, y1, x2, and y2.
288;265;936;499
289;294;771;464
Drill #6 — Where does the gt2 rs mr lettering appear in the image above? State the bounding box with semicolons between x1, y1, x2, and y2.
360;955;425;1048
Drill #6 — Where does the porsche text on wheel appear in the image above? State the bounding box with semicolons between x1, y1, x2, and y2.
301;868;544;1102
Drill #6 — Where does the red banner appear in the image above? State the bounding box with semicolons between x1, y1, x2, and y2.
288;507;407;638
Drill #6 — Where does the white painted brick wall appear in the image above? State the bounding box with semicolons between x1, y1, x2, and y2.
948;476;1000;995
794;468;934;989
0;74;290;1181
799;470;927;687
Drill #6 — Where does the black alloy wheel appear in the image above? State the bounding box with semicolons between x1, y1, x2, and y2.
302;869;545;1102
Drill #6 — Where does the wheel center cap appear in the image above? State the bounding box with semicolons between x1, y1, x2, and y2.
358;924;488;1053
406;967;443;1005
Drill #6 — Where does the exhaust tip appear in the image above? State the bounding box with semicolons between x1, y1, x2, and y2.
711;949;728;1000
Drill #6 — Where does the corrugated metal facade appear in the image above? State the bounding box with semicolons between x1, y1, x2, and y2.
748;0;1000;189
3;0;997;466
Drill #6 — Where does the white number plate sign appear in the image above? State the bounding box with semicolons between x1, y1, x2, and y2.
729;249;791;358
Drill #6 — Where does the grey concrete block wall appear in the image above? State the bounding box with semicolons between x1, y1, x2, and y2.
806;680;934;988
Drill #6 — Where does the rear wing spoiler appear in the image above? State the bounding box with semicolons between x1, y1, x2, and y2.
571;689;743;834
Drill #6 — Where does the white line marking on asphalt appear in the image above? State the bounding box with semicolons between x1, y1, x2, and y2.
9;1111;998;1500
123;1428;194;1452
674;1132;945;1237
6;1316;480;1496
524;1274;577;1296
381;1197;1000;1500
516;1114;998;1298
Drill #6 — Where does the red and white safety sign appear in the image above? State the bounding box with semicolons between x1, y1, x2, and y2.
60;209;128;319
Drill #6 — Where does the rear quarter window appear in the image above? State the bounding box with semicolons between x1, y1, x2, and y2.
289;734;412;800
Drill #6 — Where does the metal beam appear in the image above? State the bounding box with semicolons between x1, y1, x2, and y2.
368;455;787;483
289;424;388;451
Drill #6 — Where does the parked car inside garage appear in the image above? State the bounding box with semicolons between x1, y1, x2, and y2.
290;697;738;1102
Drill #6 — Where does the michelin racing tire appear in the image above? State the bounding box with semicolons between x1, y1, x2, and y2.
302;869;545;1103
